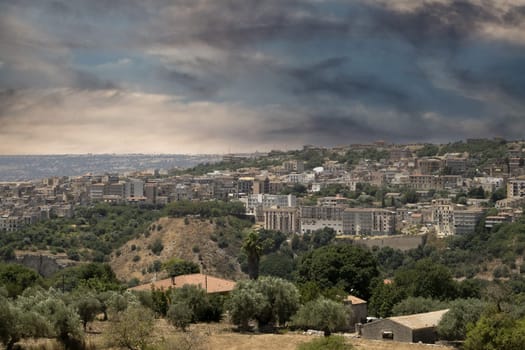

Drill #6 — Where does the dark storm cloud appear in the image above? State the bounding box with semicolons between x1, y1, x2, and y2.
453;63;525;102
288;57;410;106
1;0;525;153
267;113;383;140
367;1;498;49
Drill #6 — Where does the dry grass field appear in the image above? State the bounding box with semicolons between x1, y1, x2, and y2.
78;320;455;350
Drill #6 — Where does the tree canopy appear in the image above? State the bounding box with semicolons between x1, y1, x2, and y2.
296;244;379;299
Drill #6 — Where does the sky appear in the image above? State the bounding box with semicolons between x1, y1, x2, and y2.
1;0;525;154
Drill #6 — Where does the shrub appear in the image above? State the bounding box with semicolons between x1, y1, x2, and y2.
163;258;199;278
167;302;192;331
391;297;448;316
149;238;164;256
493;265;511;279
297;336;353;350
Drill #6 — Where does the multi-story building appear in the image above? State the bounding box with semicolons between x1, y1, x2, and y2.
213;177;237;200
417;158;443;175
472;177;504;194
444;155;468;174
243;194;296;221
263;207;300;234
237;177;254;195
496;196;525;209
107;182;125;198
454;208;484;234
431;199;454;236
0;214;33;232
342;208;396;236
125;179;144;198
245;194;296;210
322;161;345;175
268;180;285;194
395;207;423;230
89;183;106;201
485;213;514;229
389;148;412;161
283;160;305;173
507;179;525;198
300;206;345;234
408;175;462;191
253;177;270;195
317;195;349;207
144;183;158;204
102;173;119;184
173;184;193;201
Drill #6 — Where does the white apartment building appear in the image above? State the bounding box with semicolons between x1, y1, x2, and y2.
342;208;396;236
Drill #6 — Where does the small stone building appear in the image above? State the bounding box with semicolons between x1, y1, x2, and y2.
360;309;449;344
344;295;368;328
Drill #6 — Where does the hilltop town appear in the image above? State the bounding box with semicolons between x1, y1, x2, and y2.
2;138;524;240
2;138;525;350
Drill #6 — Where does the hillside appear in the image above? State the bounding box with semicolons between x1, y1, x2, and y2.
110;216;249;283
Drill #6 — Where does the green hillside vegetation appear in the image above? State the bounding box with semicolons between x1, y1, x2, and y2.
4;195;525;348
0;201;248;264
0;204;161;262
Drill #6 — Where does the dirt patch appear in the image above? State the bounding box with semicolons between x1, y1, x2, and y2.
26;320;455;350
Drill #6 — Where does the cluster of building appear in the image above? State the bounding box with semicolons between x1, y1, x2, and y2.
2;141;525;237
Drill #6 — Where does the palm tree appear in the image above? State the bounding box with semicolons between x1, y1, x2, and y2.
242;230;262;280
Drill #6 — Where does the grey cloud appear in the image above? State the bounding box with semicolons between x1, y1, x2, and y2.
288;57;410;107
2;0;525;153
367;1;497;50
452;64;525;103
72;71;120;91
503;5;525;24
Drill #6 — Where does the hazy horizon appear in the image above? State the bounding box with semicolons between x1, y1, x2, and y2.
1;0;525;154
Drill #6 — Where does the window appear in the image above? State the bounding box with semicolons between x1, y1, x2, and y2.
382;331;394;340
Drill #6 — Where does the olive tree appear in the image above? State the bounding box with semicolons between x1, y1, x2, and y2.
75;294;102;331
437;298;487;340
226;277;300;330
227;281;267;330
292;297;350;336
105;305;155;350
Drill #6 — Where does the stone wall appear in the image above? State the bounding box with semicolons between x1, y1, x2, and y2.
12;252;78;277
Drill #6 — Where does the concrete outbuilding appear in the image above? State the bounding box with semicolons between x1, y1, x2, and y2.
360;309;449;344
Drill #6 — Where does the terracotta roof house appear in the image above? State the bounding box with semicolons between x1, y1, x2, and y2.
128;273;236;294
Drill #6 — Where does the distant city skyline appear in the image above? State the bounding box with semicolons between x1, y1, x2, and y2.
1;1;525;154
